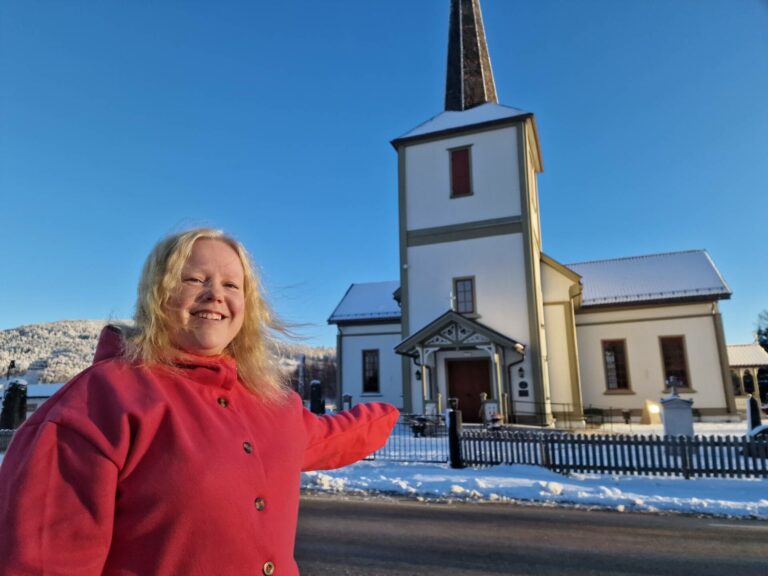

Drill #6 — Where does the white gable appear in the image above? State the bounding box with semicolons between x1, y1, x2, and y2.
328;281;401;323
397;103;530;141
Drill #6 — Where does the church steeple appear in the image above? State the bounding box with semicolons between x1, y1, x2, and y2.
444;0;498;112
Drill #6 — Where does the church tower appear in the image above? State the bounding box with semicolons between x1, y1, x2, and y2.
393;0;552;425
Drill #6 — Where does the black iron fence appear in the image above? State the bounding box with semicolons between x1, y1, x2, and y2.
366;414;449;463
461;428;768;479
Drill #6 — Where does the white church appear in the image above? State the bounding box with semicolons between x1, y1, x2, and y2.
329;0;735;425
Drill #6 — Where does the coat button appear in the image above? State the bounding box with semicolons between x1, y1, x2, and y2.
243;441;253;454
254;497;266;511
217;397;229;407
263;561;275;575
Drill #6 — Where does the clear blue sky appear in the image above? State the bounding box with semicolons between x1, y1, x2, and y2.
1;0;766;347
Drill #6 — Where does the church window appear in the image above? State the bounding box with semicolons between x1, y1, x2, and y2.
453;277;476;314
362;350;380;394
660;336;690;390
450;146;472;197
602;340;630;391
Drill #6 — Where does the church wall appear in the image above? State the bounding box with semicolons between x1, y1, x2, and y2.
576;305;727;412
406;234;530;341
541;259;582;415
404;126;521;230
405;233;539;408
576;302;714;325
338;323;403;409
543;303;578;409
520;124;551;422
339;323;401;335
541;261;576;302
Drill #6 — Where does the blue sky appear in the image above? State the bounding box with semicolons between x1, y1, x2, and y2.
1;0;766;347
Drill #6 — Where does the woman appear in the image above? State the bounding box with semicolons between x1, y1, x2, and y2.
0;228;399;576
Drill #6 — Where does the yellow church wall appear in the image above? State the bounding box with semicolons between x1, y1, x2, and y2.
544;303;577;407
541;257;582;414
576;304;728;413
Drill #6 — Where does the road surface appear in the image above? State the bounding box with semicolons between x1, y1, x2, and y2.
295;495;767;575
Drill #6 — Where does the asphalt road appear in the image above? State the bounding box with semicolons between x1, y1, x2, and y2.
295;495;768;576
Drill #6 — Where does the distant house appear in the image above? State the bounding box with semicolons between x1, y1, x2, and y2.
728;343;768;411
329;0;734;425
26;384;65;416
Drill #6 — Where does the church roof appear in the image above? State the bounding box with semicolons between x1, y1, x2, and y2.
331;250;730;322
327;281;401;324
567;250;731;308
392;102;531;147
727;343;768;368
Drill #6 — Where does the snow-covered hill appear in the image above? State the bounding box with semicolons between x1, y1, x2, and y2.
0;320;334;385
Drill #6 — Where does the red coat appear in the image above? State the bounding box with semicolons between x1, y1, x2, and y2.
0;329;398;575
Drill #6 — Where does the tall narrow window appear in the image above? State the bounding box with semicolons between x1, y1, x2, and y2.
602;340;630;391
450;147;472;197
660;336;690;389
362;350;380;394
453;277;475;314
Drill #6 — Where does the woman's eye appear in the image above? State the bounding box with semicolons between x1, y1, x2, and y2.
184;277;204;284
225;282;240;290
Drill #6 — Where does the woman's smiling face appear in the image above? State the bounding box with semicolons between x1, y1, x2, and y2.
166;238;245;356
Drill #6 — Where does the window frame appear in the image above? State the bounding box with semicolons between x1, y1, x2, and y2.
601;339;632;393
659;335;692;392
449;145;473;198
362;349;380;395
453;276;477;315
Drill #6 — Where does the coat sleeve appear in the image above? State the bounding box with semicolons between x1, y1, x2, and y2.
301;401;399;471
0;421;118;575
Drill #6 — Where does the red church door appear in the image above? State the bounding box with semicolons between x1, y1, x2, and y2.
447;359;491;423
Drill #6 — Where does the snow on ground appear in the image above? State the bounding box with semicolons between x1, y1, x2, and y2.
3;421;766;520
302;460;768;520
300;421;768;520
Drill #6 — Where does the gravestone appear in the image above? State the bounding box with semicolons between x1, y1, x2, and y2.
661;389;694;437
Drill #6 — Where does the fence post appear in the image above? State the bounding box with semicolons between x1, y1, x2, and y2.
681;437;692;480
448;401;465;469
539;434;551;469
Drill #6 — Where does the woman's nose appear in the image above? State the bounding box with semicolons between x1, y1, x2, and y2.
203;283;224;301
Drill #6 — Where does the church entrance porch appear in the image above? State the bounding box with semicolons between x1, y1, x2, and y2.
446;358;491;423
395;310;529;423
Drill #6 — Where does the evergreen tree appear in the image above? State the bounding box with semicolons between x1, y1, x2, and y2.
0;380;27;429
758;310;768;353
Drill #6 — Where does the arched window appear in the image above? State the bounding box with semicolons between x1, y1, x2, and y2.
758;368;768;404
743;370;755;394
731;371;744;396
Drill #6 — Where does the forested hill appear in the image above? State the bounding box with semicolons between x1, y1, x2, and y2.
0;320;334;385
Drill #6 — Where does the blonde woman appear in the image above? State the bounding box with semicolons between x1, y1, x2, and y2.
0;228;398;576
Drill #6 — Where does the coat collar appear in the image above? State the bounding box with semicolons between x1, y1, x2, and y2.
94;325;239;390
172;353;239;390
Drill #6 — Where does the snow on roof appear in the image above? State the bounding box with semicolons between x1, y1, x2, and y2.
328;281;401;324
395;103;530;143
567;250;731;307
727;343;768;368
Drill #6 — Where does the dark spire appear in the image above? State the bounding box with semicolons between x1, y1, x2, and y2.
445;0;498;111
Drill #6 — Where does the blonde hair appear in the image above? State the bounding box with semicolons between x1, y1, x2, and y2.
126;227;289;400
